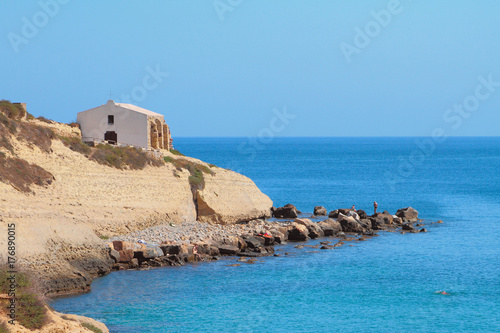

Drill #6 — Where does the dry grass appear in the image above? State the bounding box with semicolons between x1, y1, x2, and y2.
17;122;55;153
90;144;164;170
60;136;91;156
0;155;54;193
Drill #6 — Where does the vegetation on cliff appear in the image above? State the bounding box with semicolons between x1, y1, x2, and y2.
164;155;214;190
0;269;48;330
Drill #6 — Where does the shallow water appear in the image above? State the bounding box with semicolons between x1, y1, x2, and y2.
51;137;500;332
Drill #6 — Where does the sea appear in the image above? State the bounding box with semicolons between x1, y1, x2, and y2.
51;137;500;333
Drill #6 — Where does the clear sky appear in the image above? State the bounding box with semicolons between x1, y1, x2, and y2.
1;0;499;137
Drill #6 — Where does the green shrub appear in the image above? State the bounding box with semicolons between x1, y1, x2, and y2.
0;113;17;134
0;100;25;120
99;235;109;240
60;136;91;155
163;157;214;190
169;149;184;156
81;322;104;333
68;122;80;128
0;270;31;294
26;112;35;120
36;116;52;124
91;144;163;170
16;292;48;330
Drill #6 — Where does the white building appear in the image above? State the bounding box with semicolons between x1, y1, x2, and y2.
77;100;172;150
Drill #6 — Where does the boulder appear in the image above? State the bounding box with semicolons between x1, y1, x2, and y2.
160;244;182;255
112;241;145;252
357;210;368;219
287;223;309;241
134;247;163;262
218;245;240;255
337;214;364;233
108;248;120;263
118;249;134;263
347;210;360;221
269;229;286;244
317;218;342;236
314;206;327;216
196;243;220;256
295;218;324;239
338;208;352;215
328;210;339;218
284;203;301;213
396;207;419;222
273;206;298;218
402;223;415;231
359;219;372;230
373;212;394;224
129;258;139;268
242;236;266;249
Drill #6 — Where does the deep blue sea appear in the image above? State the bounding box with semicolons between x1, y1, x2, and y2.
51;137;500;332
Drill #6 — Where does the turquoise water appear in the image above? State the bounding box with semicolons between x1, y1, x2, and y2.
51;137;500;332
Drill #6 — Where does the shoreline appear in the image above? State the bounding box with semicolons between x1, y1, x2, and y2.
50;206;441;299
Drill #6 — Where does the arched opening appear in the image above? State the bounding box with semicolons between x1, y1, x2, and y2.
104;131;117;144
155;119;163;149
150;121;158;149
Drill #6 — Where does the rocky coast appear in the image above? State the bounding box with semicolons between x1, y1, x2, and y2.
105;205;440;271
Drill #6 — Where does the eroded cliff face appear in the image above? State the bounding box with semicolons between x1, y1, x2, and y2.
0;120;273;296
197;168;273;224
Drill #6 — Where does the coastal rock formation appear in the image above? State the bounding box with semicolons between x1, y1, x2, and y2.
317;218;342;236
314;206;327;216
396;207;419;222
272;205;299;218
287;222;309;241
337;214;364;233
196;167;273;224
295;218;324;239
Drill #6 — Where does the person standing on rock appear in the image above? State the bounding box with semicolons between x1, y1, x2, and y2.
351;205;355;211
374;201;378;214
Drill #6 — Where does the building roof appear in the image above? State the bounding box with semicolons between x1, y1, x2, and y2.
115;102;164;117
78;100;164;117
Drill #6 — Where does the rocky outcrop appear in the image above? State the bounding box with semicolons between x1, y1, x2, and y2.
272;205;299;218
314;206;327;216
337;214;364;233
317;218;342;236
396;207;419;221
196;167;273;224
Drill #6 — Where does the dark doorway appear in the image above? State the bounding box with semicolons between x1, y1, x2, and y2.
104;131;117;144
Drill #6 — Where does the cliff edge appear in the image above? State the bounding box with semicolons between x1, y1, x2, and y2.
0;105;273;298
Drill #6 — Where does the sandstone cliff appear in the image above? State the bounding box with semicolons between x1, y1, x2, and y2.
0;117;273;297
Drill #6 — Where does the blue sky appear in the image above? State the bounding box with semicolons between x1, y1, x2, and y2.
1;0;499;137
